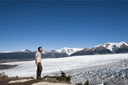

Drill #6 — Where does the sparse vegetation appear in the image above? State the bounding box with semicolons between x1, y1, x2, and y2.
55;70;71;83
84;79;89;85
16;75;18;78
43;70;89;85
75;79;89;85
75;82;82;85
0;72;8;79
0;70;89;85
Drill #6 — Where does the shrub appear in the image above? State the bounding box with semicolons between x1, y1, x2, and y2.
16;75;18;78
75;82;82;85
0;72;8;79
56;70;71;83
75;79;89;85
84;79;89;85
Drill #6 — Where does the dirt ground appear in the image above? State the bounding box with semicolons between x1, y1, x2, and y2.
0;76;73;85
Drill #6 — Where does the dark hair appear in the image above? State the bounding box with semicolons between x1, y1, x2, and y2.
38;47;42;51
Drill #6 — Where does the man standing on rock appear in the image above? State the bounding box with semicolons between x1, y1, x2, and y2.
35;47;43;79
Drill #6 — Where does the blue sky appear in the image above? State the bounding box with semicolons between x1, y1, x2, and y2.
0;1;128;52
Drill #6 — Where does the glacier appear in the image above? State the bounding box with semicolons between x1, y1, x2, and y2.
0;53;128;85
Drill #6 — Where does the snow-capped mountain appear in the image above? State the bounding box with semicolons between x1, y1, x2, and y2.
0;51;11;53
20;49;32;52
43;50;57;54
95;41;128;52
43;47;83;55
0;47;83;56
0;49;32;53
1;41;128;56
71;41;128;56
56;47;83;55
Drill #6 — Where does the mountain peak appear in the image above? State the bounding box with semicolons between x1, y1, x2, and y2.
95;41;128;52
21;49;31;52
71;41;128;56
56;47;83;55
120;41;127;45
64;47;68;49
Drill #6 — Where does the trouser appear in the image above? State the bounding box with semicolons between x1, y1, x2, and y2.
37;62;43;79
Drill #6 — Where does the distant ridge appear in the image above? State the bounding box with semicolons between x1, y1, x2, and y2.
20;49;32;52
42;47;83;55
56;47;83;55
71;41;128;56
0;47;83;55
1;41;128;56
95;41;128;52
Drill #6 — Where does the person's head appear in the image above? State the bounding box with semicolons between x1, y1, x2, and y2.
38;47;43;52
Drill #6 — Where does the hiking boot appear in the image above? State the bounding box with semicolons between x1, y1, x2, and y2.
36;77;42;80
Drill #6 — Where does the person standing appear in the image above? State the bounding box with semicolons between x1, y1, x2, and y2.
35;47;43;79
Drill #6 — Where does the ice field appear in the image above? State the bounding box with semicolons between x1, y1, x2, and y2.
1;53;128;85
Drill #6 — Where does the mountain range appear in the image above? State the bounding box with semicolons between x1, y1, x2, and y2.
6;47;83;55
0;47;82;63
1;41;128;56
43;47;83;55
71;41;128;56
18;41;128;56
1;41;128;63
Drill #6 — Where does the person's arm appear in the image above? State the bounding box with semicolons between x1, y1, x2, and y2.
35;55;38;65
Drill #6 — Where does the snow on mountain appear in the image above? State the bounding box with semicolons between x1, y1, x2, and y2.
56;47;83;55
0;49;36;53
95;41;128;52
0;51;11;53
20;49;32;52
0;47;83;55
43;50;57;54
